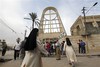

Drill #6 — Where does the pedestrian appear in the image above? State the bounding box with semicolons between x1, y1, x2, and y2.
19;37;27;60
21;28;49;67
55;40;61;60
52;42;56;55
2;40;7;56
50;42;54;55
14;38;21;60
46;42;51;55
0;39;2;51
80;40;86;54
61;41;65;55
77;39;81;53
64;38;77;67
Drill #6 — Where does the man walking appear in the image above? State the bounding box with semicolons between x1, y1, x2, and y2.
14;38;21;60
55;40;61;60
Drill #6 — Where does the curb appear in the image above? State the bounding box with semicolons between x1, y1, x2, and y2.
76;54;100;57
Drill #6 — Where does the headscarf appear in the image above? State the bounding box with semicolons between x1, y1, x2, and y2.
66;38;72;46
24;28;39;51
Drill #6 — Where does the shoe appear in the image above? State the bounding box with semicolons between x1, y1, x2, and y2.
69;62;72;65
56;59;61;60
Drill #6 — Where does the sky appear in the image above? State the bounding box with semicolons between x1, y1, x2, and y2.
0;0;100;46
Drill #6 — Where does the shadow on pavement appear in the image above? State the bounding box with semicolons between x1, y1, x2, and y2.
0;58;12;63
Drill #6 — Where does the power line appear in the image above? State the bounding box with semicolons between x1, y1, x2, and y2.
65;0;81;16
0;18;17;33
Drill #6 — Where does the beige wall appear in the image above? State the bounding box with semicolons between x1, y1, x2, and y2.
71;15;100;36
67;34;100;52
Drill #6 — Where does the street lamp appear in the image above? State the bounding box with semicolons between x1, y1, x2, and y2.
82;2;98;53
82;2;98;21
86;2;98;14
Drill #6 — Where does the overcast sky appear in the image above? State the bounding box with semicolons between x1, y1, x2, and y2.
0;0;100;46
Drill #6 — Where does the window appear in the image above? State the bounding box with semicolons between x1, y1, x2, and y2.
85;22;97;34
85;22;93;30
76;25;80;35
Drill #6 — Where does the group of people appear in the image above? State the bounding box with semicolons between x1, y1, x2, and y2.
19;28;78;67
44;42;53;55
0;28;87;67
43;40;65;56
0;39;7;57
78;40;86;54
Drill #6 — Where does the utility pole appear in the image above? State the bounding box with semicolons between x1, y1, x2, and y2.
81;2;98;53
82;2;98;24
82;7;86;25
82;6;90;53
82;7;87;35
24;30;27;39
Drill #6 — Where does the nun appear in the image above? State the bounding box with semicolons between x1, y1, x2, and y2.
64;38;77;67
21;28;49;67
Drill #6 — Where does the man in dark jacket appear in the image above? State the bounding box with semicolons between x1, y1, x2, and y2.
2;40;7;56
80;40;86;53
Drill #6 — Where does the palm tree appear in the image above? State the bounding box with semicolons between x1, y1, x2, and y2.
29;12;40;29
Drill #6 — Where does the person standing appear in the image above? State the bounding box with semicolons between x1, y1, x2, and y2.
2;40;7;56
61;41;65;55
77;39;81;53
64;38;77;67
19;37;27;60
14;38;21;60
52;42;56;55
46;42;51;55
55;40;61;60
80;40;86;54
21;28;49;67
0;40;2;51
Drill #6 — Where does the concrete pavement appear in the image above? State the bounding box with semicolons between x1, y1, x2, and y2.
0;50;100;67
0;56;100;67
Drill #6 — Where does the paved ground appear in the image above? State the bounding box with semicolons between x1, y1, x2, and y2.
0;51;100;67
